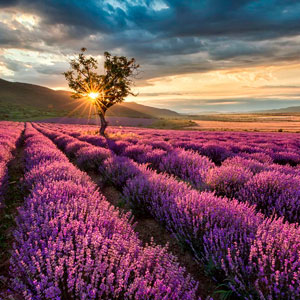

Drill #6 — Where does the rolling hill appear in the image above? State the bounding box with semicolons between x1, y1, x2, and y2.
255;106;300;113
0;79;179;120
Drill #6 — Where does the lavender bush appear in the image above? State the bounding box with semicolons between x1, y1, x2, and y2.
32;122;300;299
239;171;300;223
206;165;253;199
0;121;23;205
158;148;215;190
9;123;199;299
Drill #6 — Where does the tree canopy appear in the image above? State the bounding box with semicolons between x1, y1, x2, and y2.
64;48;139;135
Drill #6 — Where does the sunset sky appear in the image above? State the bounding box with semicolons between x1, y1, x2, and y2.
1;0;300;113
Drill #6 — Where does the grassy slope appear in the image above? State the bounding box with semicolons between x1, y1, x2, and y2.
0;79;179;121
149;119;198;129
0;102;69;121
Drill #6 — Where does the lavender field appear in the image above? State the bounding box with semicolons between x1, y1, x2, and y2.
1;120;300;299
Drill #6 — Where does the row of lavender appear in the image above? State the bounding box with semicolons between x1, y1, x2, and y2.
43;123;300;224
8;123;199;299
35;123;300;300
52;123;300;166
107;136;300;224
0;121;23;206
113;126;300;166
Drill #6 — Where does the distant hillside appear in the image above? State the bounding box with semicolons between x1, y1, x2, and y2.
254;105;300;113
0;79;179;120
109;102;179;118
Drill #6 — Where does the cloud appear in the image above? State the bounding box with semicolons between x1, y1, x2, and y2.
260;84;300;89
1;57;26;72
1;1;300;59
141;97;300;113
0;21;22;47
0;0;18;8
1;0;300;112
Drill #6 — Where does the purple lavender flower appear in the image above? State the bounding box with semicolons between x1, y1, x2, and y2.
239;171;300;223
10;123;199;299
28;122;300;299
76;147;112;170
272;151;300;166
159;148;214;190
206;165;253;199
222;156;265;174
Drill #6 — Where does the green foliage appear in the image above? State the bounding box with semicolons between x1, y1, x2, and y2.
213;284;234;300
0;102;66;121
149;119;197;129
102;51;139;108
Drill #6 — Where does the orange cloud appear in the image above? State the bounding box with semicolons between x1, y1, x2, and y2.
126;62;300;104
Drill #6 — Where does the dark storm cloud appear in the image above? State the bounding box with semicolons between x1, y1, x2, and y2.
0;22;22;47
0;0;18;7
126;0;300;40
1;0;127;33
1;0;300;79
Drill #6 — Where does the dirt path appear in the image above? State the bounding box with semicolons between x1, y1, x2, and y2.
0;129;25;296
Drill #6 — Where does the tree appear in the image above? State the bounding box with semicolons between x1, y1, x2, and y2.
64;48;139;136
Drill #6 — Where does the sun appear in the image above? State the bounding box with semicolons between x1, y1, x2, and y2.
88;92;99;100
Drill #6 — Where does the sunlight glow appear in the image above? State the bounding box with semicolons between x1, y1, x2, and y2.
88;92;99;100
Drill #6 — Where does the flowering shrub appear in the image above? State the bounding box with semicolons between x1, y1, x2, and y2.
144;148;167;169
272;151;300;166
31;122;300;299
266;163;300;176
53;134;75;148
223;156;265;174
107;139;132;155
8;124;199;299
0;122;23;205
199;142;234;164
239;171;300;223
206;165;253;199
76;147;112;170
159;148;215;190
227;218;300;299
79;134;107;147
64;140;91;157
99;155;148;189
123;144;154;163
240;152;273;164
139;139;174;151
123;171;265;297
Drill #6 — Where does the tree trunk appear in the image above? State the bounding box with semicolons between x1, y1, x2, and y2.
99;112;108;136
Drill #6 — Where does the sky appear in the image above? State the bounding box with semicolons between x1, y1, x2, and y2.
1;0;300;113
